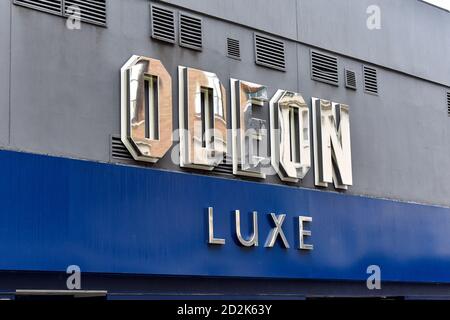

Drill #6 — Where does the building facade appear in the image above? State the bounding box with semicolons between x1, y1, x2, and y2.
0;0;450;299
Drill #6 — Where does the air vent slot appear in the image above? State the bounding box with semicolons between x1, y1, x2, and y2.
254;34;286;71
447;92;450;116
345;69;357;90
213;157;234;176
363;65;378;95
310;50;339;86
64;0;107;26
179;13;202;50
151;4;176;44
15;0;106;26
110;135;134;162
227;38;241;60
14;0;63;15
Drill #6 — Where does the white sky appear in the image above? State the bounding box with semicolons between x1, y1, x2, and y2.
423;0;450;11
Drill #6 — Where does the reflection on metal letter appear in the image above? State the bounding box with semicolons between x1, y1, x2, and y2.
312;98;352;189
121;55;173;162
270;90;311;182
231;79;269;178
179;67;227;170
298;216;313;250
208;207;225;245
265;213;290;248
235;210;259;247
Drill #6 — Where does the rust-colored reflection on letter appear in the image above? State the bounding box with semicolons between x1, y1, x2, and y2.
121;56;172;162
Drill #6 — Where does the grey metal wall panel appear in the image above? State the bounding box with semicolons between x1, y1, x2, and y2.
10;0;153;161
160;0;298;39
0;1;11;146
5;0;450;206
297;0;450;86
296;44;450;206
162;0;450;86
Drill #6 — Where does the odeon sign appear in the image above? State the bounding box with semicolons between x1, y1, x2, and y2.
120;55;353;190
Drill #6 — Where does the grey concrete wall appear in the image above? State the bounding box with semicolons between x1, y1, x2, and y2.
4;0;450;206
0;1;10;146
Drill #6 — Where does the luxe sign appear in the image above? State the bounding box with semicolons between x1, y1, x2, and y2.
121;55;353;189
207;207;314;251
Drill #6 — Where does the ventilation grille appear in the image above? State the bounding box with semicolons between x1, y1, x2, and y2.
227;38;241;60
213;157;233;176
345;69;357;90
254;33;286;71
179;13;202;50
15;0;106;26
363;65;378;95
447;92;450;116
14;0;63;15
151;5;176;44
310;50;339;86
64;0;106;26
110;135;134;162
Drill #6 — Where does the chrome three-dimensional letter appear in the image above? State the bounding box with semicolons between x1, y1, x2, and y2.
265;213;290;248
270;90;311;182
231;79;269;178
298;216;313;250
208;207;225;245
179;67;227;170
121;55;173;162
234;210;259;247
312;98;352;189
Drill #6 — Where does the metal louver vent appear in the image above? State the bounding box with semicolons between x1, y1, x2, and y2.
447;92;450;116
254;33;286;71
64;0;107;26
311;50;339;86
363;65;378;95
179;13;202;50
110;135;134;162
227;38;241;60
345;69;357;90
213;157;234;176
14;0;106;26
151;5;176;44
14;0;63;15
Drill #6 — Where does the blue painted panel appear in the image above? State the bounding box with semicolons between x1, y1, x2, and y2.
0;149;449;283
